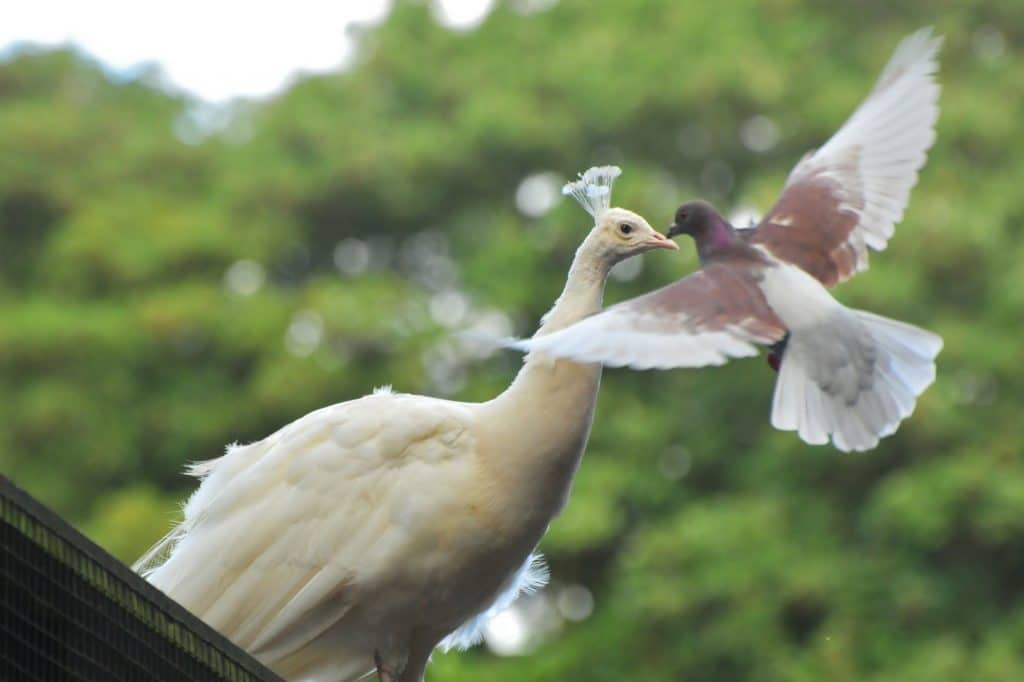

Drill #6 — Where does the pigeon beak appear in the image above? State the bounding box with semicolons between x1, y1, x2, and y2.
646;231;679;251
666;223;682;239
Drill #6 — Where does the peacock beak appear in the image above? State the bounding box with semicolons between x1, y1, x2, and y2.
647;231;680;250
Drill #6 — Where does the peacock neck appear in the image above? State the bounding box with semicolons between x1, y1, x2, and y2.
498;232;610;400
533;240;608;336
478;231;612;523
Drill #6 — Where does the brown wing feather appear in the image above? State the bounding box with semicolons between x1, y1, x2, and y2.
750;172;863;287
512;259;787;370
750;29;941;287
635;260;786;341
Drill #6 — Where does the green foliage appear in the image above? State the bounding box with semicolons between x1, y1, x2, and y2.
1;1;1022;678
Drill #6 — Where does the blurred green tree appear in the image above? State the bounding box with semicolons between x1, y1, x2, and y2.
1;1;1021;679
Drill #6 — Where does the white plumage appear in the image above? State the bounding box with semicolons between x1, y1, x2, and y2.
136;167;677;681
760;260;942;451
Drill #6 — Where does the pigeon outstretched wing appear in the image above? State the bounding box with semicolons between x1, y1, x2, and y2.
507;262;787;369
750;28;941;287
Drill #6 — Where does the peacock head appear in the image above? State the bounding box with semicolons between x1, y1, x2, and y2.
562;166;678;262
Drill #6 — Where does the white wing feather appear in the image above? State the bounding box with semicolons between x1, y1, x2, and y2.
438;552;549;652
784;28;941;264
139;393;480;675
505;265;787;370
508;308;771;370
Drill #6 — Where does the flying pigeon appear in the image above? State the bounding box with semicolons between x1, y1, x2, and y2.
500;29;944;452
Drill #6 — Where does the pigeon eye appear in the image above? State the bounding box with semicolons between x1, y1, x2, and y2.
619;223;633;235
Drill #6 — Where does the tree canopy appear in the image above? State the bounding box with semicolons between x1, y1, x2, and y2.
1;1;1021;679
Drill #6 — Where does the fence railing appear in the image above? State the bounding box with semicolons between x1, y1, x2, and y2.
0;475;282;681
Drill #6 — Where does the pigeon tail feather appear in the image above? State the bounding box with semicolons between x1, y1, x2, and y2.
770;309;941;452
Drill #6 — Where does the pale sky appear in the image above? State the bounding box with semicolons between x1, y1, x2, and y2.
0;0;495;102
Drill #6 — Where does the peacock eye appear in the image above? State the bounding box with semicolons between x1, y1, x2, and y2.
619;223;633;235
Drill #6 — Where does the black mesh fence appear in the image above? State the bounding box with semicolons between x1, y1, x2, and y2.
0;475;282;681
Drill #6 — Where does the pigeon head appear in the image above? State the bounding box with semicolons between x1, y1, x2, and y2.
667;200;737;261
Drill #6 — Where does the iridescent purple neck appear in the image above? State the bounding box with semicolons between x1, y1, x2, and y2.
696;216;738;263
